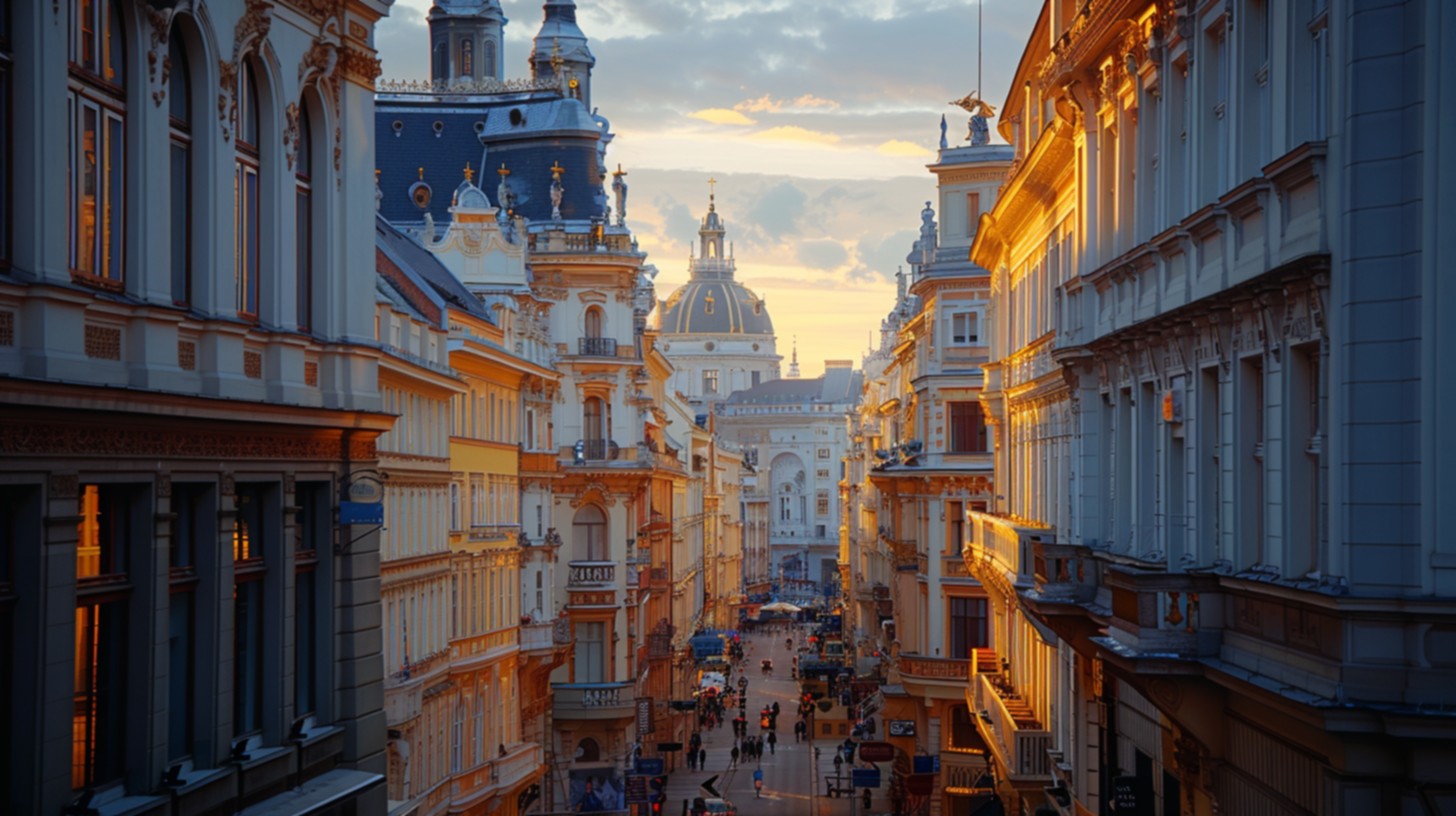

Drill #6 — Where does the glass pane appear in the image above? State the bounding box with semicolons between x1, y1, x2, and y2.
170;143;189;303
168;37;190;125
104;0;123;84
77;104;99;276
167;593;193;760
245;169;258;314
78;0;97;73
296;189;310;329
233;579;263;733
295;570;315;714
105;111;123;280
73;600;127;788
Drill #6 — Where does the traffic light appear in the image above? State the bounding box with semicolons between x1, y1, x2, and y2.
648;774;668;807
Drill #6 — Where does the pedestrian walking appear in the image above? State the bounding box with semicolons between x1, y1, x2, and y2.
699;747;706;769
730;746;740;768
768;732;777;754
688;750;696;771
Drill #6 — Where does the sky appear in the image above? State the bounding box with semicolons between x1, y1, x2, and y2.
375;0;1042;378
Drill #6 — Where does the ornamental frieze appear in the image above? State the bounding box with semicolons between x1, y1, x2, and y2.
0;420;370;462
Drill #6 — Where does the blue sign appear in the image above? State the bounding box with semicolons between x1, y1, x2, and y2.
691;634;723;660
634;758;664;775
851;768;882;789
913;755;940;774
340;501;384;525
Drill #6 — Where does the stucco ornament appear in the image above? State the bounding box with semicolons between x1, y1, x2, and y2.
950;91;998;146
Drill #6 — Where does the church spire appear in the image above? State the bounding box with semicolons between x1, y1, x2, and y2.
788;336;800;378
693;177;731;276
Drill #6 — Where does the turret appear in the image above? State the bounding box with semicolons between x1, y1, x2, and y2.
427;0;507;83
530;0;596;107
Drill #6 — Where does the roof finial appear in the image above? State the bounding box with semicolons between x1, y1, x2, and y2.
463;162;474;183
418;167;425;181
708;176;717;211
788;336;801;379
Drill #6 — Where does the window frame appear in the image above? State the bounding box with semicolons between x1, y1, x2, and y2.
948;401;989;453
67;0;127;290
235;61;262;320
294;108;314;332
232;483;269;737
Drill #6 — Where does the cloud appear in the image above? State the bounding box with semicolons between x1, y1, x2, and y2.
736;94;842;114
876;139;935;158
688;108;758;126
745;181;809;241
796;240;850;271
845;229;919;282
750;126;842;145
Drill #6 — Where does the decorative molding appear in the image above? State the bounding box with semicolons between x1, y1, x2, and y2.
49;473;80;500
243;349;263;380
140;2;174;106
283;102;301;170
0;311;14;346
217;0;273;142
84;325;122;361
177;340;197;371
156;474;173;499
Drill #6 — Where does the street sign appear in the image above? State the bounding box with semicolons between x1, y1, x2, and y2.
912;755;940;774
635;758;664;775
702;774;721;798
656;742;683;753
858;741;895;762
888;719;916;737
339;501;383;525
636;697;655;736
851;768;882;788
625;775;648;804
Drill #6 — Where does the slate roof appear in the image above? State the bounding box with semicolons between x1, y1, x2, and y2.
375;94;606;227
724;368;863;406
374;214;490;321
658;279;774;335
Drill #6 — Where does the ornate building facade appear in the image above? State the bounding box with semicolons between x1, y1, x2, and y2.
0;0;395;813
968;1;1456;814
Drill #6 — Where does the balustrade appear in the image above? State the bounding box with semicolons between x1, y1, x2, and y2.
552;681;636;720
578;337;618;357
567;560;616;587
899;652;971;681
973;673;1050;778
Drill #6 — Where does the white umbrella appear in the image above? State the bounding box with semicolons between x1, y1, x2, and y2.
760;601;803;613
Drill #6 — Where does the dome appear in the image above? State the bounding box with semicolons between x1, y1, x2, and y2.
659;279;774;336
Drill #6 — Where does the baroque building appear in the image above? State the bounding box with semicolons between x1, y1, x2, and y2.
967;1;1456;815
656;190;781;405
842;139;1013;816
0;0;395;813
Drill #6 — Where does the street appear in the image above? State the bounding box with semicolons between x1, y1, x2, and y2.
661;628;882;816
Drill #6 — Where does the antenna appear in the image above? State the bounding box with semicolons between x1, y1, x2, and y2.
978;0;983;99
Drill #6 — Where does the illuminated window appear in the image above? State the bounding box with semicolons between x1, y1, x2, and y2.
74;483;137;790
235;62;262;318
68;0;127;288
460;38;473;78
703;369;719;394
704;294;715;314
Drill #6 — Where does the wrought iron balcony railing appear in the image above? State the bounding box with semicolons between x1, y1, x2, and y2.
578;337;618;357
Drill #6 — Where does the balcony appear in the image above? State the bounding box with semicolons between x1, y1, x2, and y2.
971;673;1051;781
552;681;636;722
577;337;619;357
520;620;563;653
898;652;970;701
568;438;622;463
449;743;543;807
1030;540;1097;604
520;450;559;475
567;560;616;587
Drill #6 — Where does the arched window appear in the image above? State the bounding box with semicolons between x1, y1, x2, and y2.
69;0;127;288
573;505;607;561
235;61;262;318
576;737;601;763
460;39;473;78
295;101;314;331
168;32;193;306
584;306;603;338
482;40;497;78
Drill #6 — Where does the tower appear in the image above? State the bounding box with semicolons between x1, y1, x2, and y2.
428;0;507;83
787;338;800;379
699;179;727;263
531;0;596;108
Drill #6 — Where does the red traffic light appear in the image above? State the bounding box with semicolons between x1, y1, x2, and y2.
652;803;662;814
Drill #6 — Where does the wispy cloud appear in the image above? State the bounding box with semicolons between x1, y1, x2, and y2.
876;139;935;158
688;108;758;126
736;93;842;114
750;126;842;145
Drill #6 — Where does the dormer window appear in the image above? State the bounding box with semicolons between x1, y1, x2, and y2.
704;294;715;315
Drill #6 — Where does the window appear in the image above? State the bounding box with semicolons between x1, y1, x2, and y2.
573;505;607;561
460;38;473;78
816;491;829;516
966;191;981;236
295;108;314;331
583;396;605;442
948;402;988;453
295;482;328;717
0;485;38;797
817;448;830;460
574;622;605;682
948;596;988;659
74;484;139;790
584;306;603;338
69;0;127;288
169;34;192;305
169;483;211;761
703;369;719;394
0;4;12;269
235;62;262;318
946;500;964;555
950;311;979;345
751;370;761;387
449;482;461;531
482;40;496;78
704;294;715;314
233;483;271;735
816;468;829;479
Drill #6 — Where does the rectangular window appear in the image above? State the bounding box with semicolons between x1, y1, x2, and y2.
703;369;719;395
74;484;138;790
948;596;988;659
816;491;830;516
751;371;761;387
948;402;988;453
966;192;981;236
168;483;210;761
946;500;964;554
574;621;605;682
295;187;312;331
817;448;830;460
235;161;259;316
950;312;979;345
294;482;328;717
233;483;270;735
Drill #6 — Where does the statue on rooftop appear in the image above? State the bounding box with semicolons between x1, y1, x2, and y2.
950;91;998;146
